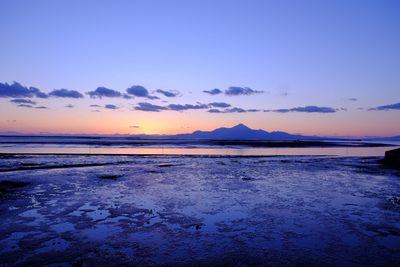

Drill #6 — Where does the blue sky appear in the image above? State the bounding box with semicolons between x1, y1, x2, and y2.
0;0;399;136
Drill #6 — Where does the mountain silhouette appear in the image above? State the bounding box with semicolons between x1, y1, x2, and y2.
173;123;320;140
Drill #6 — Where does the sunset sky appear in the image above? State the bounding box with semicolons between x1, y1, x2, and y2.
1;0;399;137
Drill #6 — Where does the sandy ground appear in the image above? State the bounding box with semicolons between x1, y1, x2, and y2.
0;155;399;266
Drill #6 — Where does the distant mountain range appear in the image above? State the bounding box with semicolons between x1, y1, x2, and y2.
172;123;323;140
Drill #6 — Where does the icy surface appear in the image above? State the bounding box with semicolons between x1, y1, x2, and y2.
0;155;399;266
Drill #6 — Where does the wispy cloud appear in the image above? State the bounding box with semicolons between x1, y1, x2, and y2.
104;104;119;110
167;103;209;111
156;89;179;97
90;104;101;107
369;102;400;111
87;87;122;98
225;86;263;96
10;99;37;105
65;104;74;108
203;88;223;95
17;104;34;108
134;102;168;112
208;102;231;108
0;82;48;98
207;107;259;113
126;85;158;99
49;89;84;98
347;98;358;101
265;106;337;113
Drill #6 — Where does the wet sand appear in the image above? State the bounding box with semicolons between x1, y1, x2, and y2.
0;155;399;266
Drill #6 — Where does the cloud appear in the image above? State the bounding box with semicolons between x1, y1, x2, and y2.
104;104;119;110
17;104;34;108
123;94;133;99
369;102;400;111
92;110;101;112
90;104;101;107
87;87;122;98
10;99;37;105
156;89;179;97
167;103;208;111
207;107;259;113
129;125;140;128
348;98;358;101
203;88;223;95
208;102;231;108
0;82;48;98
134;102;168;112
35;106;48;109
126;85;158;99
266;106;336;113
49;89;83;98
226;107;247;113
208;109;223;113
225;86;263;96
65;104;74;108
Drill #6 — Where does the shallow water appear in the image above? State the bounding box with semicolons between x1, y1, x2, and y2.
0;155;399;266
0;144;399;156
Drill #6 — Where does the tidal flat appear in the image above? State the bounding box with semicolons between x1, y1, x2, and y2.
0;155;399;266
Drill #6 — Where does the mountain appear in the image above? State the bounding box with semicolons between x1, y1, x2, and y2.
173;123;321;140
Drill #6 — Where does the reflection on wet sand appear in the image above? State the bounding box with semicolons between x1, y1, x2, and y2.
0;155;399;265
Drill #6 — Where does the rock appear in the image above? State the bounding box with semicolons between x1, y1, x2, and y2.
384;148;400;168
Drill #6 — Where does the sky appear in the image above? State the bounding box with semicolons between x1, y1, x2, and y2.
0;0;399;136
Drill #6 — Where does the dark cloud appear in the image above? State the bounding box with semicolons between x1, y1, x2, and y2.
203;88;223;95
104;104;119;110
90;104;101;107
0;82;48;98
225;87;263;96
35;106;48;109
49;89;83;98
156;89;179;97
369;102;400;111
87;87;122;98
10;99;37;105
135;102;168;112
129;125;140;128
208;102;231;108
126;85;158;99
267;106;336;113
92;110;101;112
167;103;208;111
65;104;74;108
348;98;358;101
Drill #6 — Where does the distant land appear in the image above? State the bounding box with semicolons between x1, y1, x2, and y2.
0;124;398;142
172;123;323;140
366;136;400;142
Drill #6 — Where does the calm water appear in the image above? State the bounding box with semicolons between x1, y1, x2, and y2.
0;144;398;156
